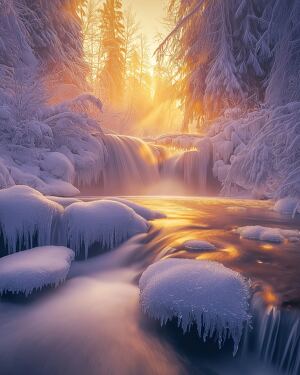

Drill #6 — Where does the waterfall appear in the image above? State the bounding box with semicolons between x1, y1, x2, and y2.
240;294;300;375
161;138;213;195
79;134;214;196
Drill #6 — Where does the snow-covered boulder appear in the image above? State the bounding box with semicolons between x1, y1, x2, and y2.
107;198;166;220
47;196;82;208
182;240;216;252
0;186;64;254
139;259;250;355
40;152;75;183
235;226;300;243
0;246;74;296
64;200;150;258
274;198;299;217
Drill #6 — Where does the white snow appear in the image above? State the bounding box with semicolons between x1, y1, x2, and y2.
47;196;82;208
40;152;75;183
183;240;216;252
235;226;300;243
107;198;166;220
0;246;74;296
139;259;250;355
0;186;64;254
64;200;150;258
274;198;300;217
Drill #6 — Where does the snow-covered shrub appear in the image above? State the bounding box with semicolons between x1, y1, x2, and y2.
0;246;74;296
63;200;150;258
139;259;250;355
235;226;300;243
107;198;166;220
0;186;64;254
206;102;300;199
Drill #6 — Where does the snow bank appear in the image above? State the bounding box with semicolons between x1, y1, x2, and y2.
64;200;149;258
235;226;300;243
139;259;250;355
274;198;300;217
40;152;75;183
183;240;216;252
0;246;74;296
0;186;64;254
107;198;166;220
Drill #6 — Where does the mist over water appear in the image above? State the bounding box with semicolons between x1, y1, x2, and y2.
0;197;299;374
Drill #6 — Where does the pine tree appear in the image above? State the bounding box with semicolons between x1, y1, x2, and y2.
99;0;126;106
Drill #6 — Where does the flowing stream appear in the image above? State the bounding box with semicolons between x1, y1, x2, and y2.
0;197;299;374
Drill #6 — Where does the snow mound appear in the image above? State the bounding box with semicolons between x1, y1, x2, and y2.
0;186;64;254
235;226;300;243
64;200;150;258
274;198;300;217
139;259;250;355
0;246;74;296
47;196;82;208
40;152;75;183
183;240;216;252
107;198;166;220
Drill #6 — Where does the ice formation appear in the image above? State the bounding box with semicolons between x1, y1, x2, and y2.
274;198;300;217
107;198;166;220
0;246;74;296
139;259;250;355
64;200;149;258
0;186;64;254
235;226;300;243
183;240;216;252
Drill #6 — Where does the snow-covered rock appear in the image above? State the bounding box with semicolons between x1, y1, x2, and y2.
0;186;64;254
235;226;300;243
107;198;166;220
64;200;150;258
47;196;82;208
182;240;216;252
274;197;300;217
40;152;75;183
0;246;74;296
139;259;250;355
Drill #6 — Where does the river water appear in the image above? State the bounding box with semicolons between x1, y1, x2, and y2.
0;197;299;375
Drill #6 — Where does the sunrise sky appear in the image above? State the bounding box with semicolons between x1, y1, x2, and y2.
123;0;166;55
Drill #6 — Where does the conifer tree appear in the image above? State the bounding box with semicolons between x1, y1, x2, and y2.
99;0;126;106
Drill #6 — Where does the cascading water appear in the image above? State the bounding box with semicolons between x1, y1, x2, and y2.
79;134;214;196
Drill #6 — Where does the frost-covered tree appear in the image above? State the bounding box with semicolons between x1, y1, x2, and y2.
159;0;276;129
18;0;88;89
99;0;126;106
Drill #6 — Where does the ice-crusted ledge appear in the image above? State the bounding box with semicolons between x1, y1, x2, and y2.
139;258;251;355
0;246;75;296
0;185;64;253
63;200;150;259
